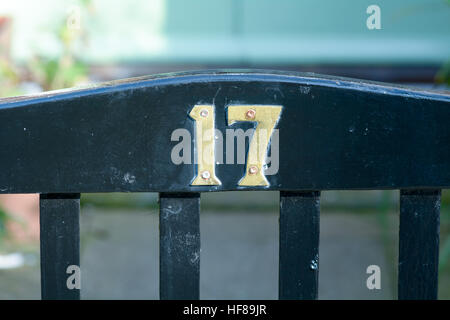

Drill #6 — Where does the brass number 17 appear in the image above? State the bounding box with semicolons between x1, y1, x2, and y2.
189;105;282;187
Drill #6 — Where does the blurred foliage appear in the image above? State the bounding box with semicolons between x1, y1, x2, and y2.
442;189;450;205
435;60;450;86
0;0;92;97
440;191;450;272
0;57;22;97
27;1;93;91
0;206;8;241
436;1;450;85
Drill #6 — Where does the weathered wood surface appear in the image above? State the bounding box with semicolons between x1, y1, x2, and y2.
159;193;200;300
399;189;440;300
279;191;320;300
40;193;80;300
0;70;449;193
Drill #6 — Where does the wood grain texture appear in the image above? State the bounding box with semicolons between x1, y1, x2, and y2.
279;191;320;300
159;193;200;300
39;193;80;300
399;189;440;300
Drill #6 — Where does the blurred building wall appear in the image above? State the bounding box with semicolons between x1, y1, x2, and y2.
0;0;449;66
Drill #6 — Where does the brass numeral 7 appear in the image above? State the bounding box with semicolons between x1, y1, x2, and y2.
227;105;282;186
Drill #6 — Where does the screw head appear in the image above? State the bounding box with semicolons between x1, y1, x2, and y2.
248;166;259;175
200;109;209;118
245;109;256;120
201;170;211;179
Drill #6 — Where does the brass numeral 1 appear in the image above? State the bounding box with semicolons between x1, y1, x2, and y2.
189;105;221;186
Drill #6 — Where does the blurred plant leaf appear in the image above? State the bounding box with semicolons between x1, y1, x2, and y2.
435;60;450;86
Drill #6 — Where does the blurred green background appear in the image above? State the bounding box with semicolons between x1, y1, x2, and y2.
0;0;449;299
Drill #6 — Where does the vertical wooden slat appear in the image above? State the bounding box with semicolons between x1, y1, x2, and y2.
279;191;320;300
399;189;440;300
39;193;81;300
159;192;200;300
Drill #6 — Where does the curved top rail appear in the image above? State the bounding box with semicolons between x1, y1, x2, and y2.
1;69;449;108
0;69;449;193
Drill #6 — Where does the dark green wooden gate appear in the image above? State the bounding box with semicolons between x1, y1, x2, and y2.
0;70;448;299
